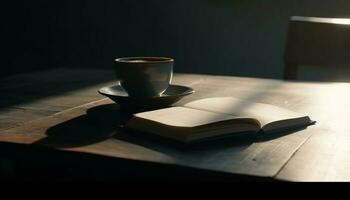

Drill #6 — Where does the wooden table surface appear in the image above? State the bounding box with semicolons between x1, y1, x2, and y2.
1;68;350;181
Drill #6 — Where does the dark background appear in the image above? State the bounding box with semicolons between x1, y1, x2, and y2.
2;0;350;79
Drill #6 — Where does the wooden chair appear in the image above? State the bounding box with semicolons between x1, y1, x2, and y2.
284;16;350;80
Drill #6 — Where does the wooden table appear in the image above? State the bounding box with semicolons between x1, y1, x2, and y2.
1;68;350;181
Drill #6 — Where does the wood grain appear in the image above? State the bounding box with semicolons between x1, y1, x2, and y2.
0;97;315;178
0;68;115;130
1;69;350;181
0;72;319;179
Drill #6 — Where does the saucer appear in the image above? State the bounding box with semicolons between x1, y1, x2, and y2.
98;84;195;112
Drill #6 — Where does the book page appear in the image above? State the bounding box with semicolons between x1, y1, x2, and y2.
128;106;261;142
132;107;255;128
184;97;309;127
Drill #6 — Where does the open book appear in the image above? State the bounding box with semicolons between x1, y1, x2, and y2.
125;97;314;143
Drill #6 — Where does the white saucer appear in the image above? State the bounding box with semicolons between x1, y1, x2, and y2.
98;84;194;112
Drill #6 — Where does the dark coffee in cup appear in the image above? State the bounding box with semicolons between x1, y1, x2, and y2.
114;57;173;97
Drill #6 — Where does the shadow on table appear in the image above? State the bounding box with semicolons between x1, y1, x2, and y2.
34;103;310;153
33;103;130;148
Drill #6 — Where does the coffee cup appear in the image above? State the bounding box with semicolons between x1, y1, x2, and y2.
114;57;173;97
